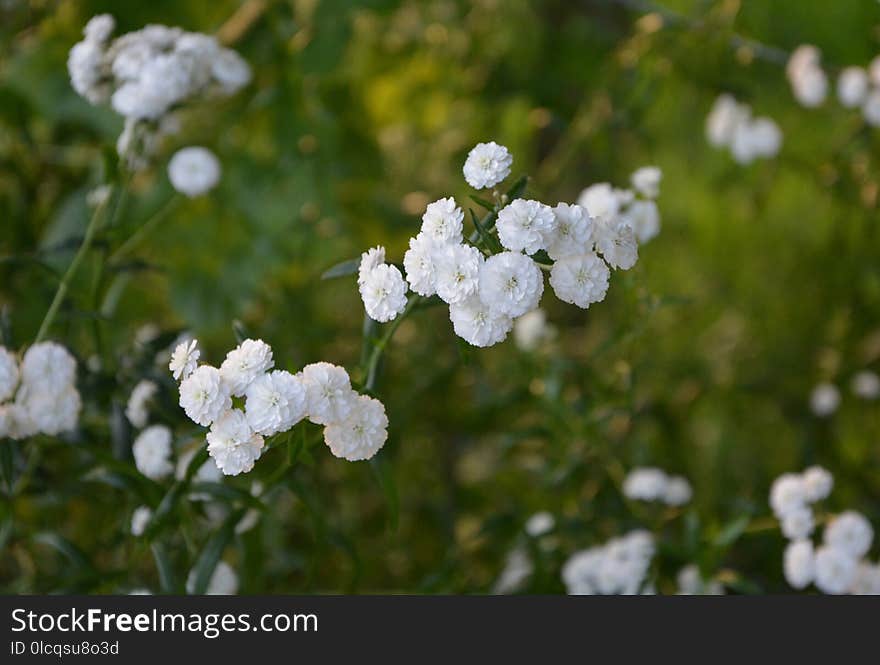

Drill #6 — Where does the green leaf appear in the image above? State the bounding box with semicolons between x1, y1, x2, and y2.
505;174;529;200
232;319;252;343
0;441;16;495
151;542;177;593
190;508;243;594
34;533;93;571
321;258;360;280
469;194;496;211
712;515;751;548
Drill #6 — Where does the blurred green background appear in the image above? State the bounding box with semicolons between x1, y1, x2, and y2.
1;0;880;593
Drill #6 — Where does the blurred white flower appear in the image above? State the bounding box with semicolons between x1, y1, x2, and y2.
850;561;880;595
20;342;76;392
525;512;555;537
323;395;388;461
781;505;815;540
463;141;512;189
801;465;833;502
663;476;693;506
131;506;152;536
132;424;173;480
421;197;464;245
577;183;620;223
496;199;555;255
84;14;115;43
705;94;750;148
824;511;874;559
676;564;724;595
784;540;815;590
168;147;221;197
179;365;232;426
837;66;869;108
851;370;880;399
302;362;356;426
493;547;533;594
513;308;555;352
809;382;840;417
126;379;158;428
622;200;661;244
206;409;264;476
814;545;857;594
219;339;274;397
623;467;668;502
863;89;880;126
787;45;828;108
244;370;307;436
211;48;252;94
630;166;662;199
770;473;807;518
563;530;654;595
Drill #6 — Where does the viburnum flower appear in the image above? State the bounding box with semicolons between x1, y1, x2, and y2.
360;264;408;323
168;147;221;197
837;66;869;108
594;217;638;270
131;506;152;537
179;365;232;426
434;243;483;305
770;473;807;518
577;183;620;224
358;246;386;286
781;506;815;540
622;200;660;244
244;369;307;436
463;141;512;189
403;232;439;297
801;465;833;502
814;545;857;594
824;511;874;558
784;540;815;590
544;203;593;260
20;342;77;392
206;409;265;476
302;362;356;426
478;251;544;318
549;252;610;309
186;560;238;595
322;394;388;461
420;197;464;245
125;379;157;428
219;338;274;397
169;338;199;381
495;199;555;255
448;295;513;348
0;346;19;402
132;424;173;480
630;166;662;199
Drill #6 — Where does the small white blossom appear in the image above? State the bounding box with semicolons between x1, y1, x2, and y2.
851;370;880;400
420;197;464;245
809;382;840;417
302;362;356;426
594;217;638;270
544;203;593;260
169;338;199;381
630;166;662;199
837;66;869;108
781;505;815;540
211;48;252;94
18;385;82;436
676;565;724;595
577;183;620;223
360;264;408;323
824;511;873;559
219;339;274;397
131;506;152;536
168;147;221;197
358;246;386;286
132;424;173;480
126;379;158;429
784;540;815;590
863;89;880;126
814;545;857;594
322;395;388;461
403;232;439;297
549;252;610;309
525;512;555;537
850;562;880;595
623;468;668;502
179;365;232;426
478;251;544;319
663;476;693;506
449;296;513;348
801;466;833;503
496;199;555;255
622;200;660;244
787;45;828;108
513;308;555;352
493;547;533;594
244;370;307;436
20;342;77;392
705;94;750;148
770;473;807;518
84;14;116;43
434;243;483;305
463;141;512;189
0;347;19;402
562;530;655;595
206;409;265;476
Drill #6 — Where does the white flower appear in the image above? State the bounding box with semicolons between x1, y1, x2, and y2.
169;338;199;381
525;512;555;537
449;295;513;348
730;117;783;164
478;251;543;319
787;45;827;108
358;246;386;286
784;540;815;590
360;264;408;323
814;545;857;594
549;252;610;309
801;466;833;503
493;547;533;594
850;562;880;595
577;183;620;223
219;339;274;397
824;511;874;559
809;382;840;417
84;14;115;43
68;39;108;104
463;141;512;189
837;66;869;108
676;565;724;595
770;473;807;518
186;560;238;595
594;217;638;270
244;370;307;436
562;530;655;595
132;424;173;480
496;199;555;255
623;467;668;502
131;506;152;536
705;94;750;148
544;203;593;260
179;365;232;426
863;89;880;126
631;166;662;199
403;232;439;297
125;379;158;429
622;200;660;244
211;48;252;94
0;347;19;402
781;505;815;540
206;409;265;476
663;476;692;506
302;362;356;426
434;243;483;305
851;370;880;400
513;308;555;352
168;147;221;197
18;385;82;436
421;197;464;245
323;395;388;461
20;342;76;392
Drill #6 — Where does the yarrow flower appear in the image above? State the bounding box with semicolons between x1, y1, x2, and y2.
434;243;483;305
562;530;655;595
787;45;828;108
463;141;512;189
705;94;782;164
220;338;274;397
131;506;152;537
167;146;221;197
244;370;307;436
513;308;556;352
360;264;408;323
421;197;464;244
206;409;265;476
478;251;543;318
132;424;173;480
302;362;356;426
403;233;439;297
809;382;840;417
126;379;158;428
169;338;200;381
850;370;880;400
630;166;662;199
179;365;232;427
525;512;555;537
323;395;388;461
784;540;815;590
549;253;610;309
449;296;513;348
496;199;555;256
623;467;692;507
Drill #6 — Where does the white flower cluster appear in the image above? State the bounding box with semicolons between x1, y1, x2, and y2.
706;94;783;164
357;143;659;348
786;45;829;108
172;338;388;474
561;530;655;595
67;14;251;169
0;343;81;440
622;467;692;507
771;467;880;594
808;371;879;417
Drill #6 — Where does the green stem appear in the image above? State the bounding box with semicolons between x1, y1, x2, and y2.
109;195;180;264
364;296;423;391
